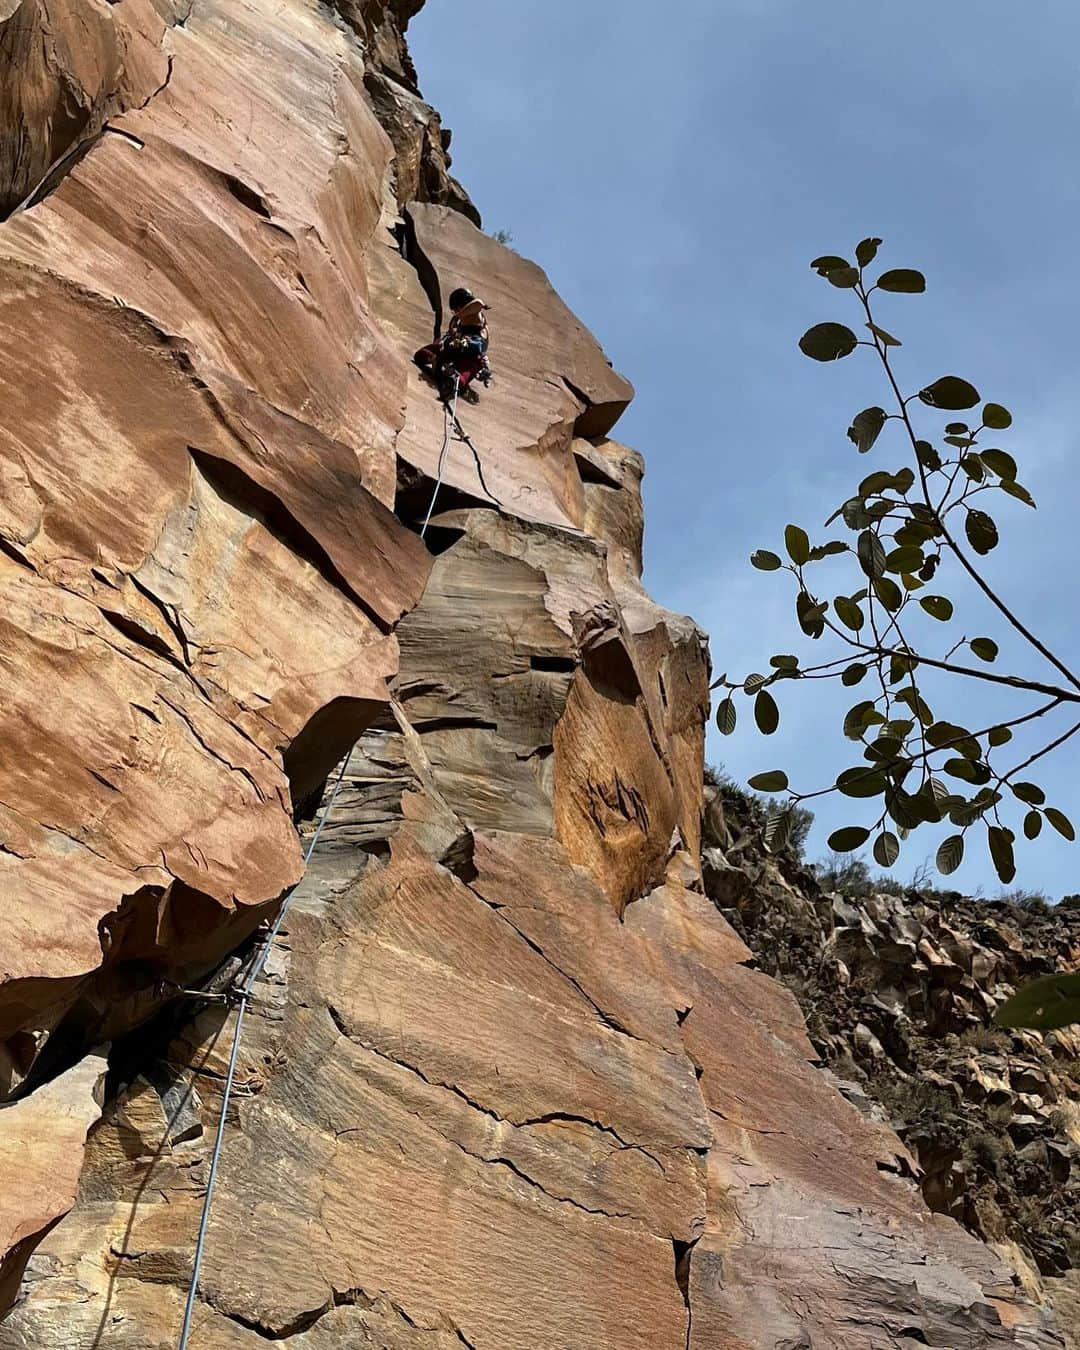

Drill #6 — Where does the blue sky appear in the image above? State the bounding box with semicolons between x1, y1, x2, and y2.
410;1;1080;899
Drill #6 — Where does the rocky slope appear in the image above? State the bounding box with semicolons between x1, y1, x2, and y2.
705;780;1080;1340
0;0;1069;1344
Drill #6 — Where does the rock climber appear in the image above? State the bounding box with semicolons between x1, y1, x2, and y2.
414;286;493;405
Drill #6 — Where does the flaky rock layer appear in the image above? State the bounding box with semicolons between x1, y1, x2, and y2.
0;0;1067;1345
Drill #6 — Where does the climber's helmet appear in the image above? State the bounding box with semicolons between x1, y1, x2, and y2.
449;287;477;312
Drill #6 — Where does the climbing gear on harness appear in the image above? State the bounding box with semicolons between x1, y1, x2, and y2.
176;753;352;1350
415;340;490;401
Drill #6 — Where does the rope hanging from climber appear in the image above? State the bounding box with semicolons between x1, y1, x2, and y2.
174;289;501;1347
414;284;499;534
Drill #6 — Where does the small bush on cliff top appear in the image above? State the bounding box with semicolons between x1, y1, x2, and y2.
706;763;814;859
716;238;1077;896
1000;889;1054;915
814;854;903;899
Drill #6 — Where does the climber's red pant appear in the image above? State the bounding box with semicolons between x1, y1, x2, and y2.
414;342;485;389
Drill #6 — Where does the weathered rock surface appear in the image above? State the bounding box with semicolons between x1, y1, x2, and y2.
0;0;1069;1345
707;781;1080;1341
0;1055;105;1314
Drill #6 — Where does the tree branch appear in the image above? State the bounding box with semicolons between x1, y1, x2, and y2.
859;286;1080;694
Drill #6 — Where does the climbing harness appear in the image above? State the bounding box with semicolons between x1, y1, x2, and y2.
419;389;497;540
176;752;352;1350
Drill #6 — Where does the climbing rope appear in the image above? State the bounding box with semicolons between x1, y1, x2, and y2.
420;385;458;540
419;383;500;540
176;752;352;1349
450;402;497;505
179;377;496;1344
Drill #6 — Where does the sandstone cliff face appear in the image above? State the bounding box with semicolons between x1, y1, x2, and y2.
0;0;1067;1345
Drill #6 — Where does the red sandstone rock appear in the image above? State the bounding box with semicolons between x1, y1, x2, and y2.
0;0;1067;1346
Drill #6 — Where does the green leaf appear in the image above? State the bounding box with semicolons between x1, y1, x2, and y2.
926;721;971;751
785;524;811;565
886;788;924;830
836;766;887;798
755;689;780;735
1011;781;1046;806
873;577;903;611
865;734;903;764
797;591;826;639
882;717;915;739
828;826;871;853
919;594;953;622
873;831;900;868
843;700;879;740
716;698;737;736
1024;810;1043;841
894;522;937;549
744;672;768;692
763;805;794;854
888;651;918;685
800;322;859;362
965;509;999;555
945;422;970;436
961;453;986;483
748;770;789;793
857;470;894;496
877;268;926;293
808;540;848;560
936;834;965;876
827;266;860;289
980;448;1017;481
847;406;887;454
834;595;865;632
842;663;868;687
886;544;924;575
893;467;915;494
836;496;872;529
943;757;980;783
810;255;852;277
895;686;934;725
919;376;981;411
866;321;901;348
857;530;886;579
982;402;1012;430
995;971;1080;1031
915;440;942;471
856;237;882;267
751;549;782;571
999;479;1036;508
949;792;1001;827
988;825;1016;884
1046;808;1076;842
896;691;934;723
911;781;946;824
769;654;800;671
988;725;1013;747
969;638;999;663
